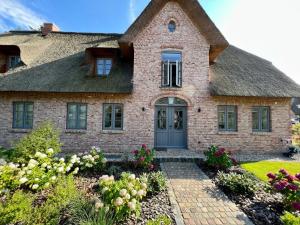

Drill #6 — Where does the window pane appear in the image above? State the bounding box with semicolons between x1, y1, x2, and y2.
157;109;167;129
218;106;225;130
163;62;169;86
114;105;123;129
104;105;112;128
162;52;182;62
79;105;87;129
174;110;183;130
261;108;269;130
24;103;33;129
67;104;77;129
227;111;236;130
14;103;24;128
252;109;259;130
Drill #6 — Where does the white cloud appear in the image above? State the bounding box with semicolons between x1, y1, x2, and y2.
0;0;46;32
217;0;300;84
129;0;137;23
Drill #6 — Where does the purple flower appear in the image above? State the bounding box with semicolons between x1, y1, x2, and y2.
279;169;288;176
286;175;295;182
132;150;139;155
273;181;287;191
141;144;147;149
295;173;300;180
287;184;298;191
292;202;300;211
267;173;276;180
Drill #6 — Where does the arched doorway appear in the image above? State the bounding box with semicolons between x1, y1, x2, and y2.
155;97;187;149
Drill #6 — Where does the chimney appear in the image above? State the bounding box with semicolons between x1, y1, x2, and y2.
41;23;60;36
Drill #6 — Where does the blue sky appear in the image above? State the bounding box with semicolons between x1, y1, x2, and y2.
0;0;300;84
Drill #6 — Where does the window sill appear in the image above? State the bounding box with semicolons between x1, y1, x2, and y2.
217;131;239;135
101;130;125;134
251;132;272;136
160;87;182;91
10;129;32;133
65;129;87;134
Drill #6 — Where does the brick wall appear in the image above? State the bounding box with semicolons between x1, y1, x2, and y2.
0;2;292;154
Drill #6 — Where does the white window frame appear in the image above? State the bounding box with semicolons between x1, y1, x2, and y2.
96;58;112;76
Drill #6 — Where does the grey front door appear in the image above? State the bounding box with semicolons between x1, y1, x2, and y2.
155;106;187;149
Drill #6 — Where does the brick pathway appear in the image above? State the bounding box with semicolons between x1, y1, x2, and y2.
161;162;253;225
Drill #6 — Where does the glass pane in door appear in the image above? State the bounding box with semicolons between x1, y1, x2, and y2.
174;109;183;130
157;108;167;129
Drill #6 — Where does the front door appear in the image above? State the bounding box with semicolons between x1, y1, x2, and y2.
155;106;187;149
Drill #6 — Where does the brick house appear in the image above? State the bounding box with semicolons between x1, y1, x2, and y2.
0;0;300;154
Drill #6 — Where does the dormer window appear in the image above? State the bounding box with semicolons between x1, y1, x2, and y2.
96;58;112;76
161;52;182;88
8;56;21;69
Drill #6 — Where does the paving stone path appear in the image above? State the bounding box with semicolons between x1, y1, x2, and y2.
160;162;253;225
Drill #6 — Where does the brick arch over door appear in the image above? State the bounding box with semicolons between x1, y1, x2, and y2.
149;93;193;108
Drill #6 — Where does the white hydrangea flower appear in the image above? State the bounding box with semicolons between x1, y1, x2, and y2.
28;159;38;169
101;187;109;194
8;163;17;170
137;190;145;197
131;190;137;196
101;158;107;164
50;176;57;181
100;175;109;181
125;193;131;200
66;166;71;172
34;178;40;181
128;201;136;210
46;148;54;155
95;201;104;210
128;174;136;180
26;170;32;175
18;170;26;176
19;177;28;184
119;189;127;197
41;163;47;168
57;167;64;173
32;184;39;190
94;155;100;159
59;158;65;163
47;165;52;169
73;167;79;174
114;197;123;207
141;183;147;189
131;198;137;204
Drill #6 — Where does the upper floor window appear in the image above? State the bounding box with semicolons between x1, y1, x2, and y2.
161;52;182;88
252;106;271;132
13;102;33;129
8;56;21;69
218;105;237;131
168;21;176;32
67;103;87;130
103;104;123;130
96;58;112;76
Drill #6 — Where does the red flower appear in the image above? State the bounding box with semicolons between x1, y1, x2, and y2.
140;157;145;162
148;164;154;170
132;150;139;155
292;202;300;211
286;175;295;182
214;148;225;157
230;157;238;165
287;184;298;191
267;173;276;180
295;173;300;180
279;169;288;176
141;144;147;149
274;182;285;191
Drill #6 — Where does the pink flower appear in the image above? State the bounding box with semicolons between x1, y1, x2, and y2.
295;173;300;180
287;184;298;191
146;149;151;155
214;148;226;157
267;173;276;180
230;157;238;165
292;202;300;211
141;144;147;149
139;157;145;162
279;169;288;176
273;181;287;191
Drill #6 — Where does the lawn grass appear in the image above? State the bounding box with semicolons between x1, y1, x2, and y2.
241;161;300;182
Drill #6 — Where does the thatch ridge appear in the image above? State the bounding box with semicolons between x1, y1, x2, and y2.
210;46;300;97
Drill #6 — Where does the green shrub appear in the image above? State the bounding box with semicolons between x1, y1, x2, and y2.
0;163;21;193
65;196;116;225
0;190;34;225
204;145;237;169
14;122;62;162
0;147;19;163
141;171;167;195
99;172;147;221
132;144;155;170
107;165;123;178
215;171;259;196
281;211;300;225
146;215;172;225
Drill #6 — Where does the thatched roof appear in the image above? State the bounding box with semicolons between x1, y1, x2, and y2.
210;46;300;97
0;31;133;93
119;0;229;62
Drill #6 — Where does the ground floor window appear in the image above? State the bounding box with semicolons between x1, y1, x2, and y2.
218;105;237;131
252;106;271;132
13;102;33;129
103;104;123;130
67;103;87;130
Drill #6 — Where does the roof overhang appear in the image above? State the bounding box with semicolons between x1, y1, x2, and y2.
119;0;229;62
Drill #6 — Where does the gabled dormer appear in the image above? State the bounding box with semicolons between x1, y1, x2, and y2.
0;45;22;73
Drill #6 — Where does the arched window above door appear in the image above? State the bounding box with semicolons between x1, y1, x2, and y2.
155;97;187;106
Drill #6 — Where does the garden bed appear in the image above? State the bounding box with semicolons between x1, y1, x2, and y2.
199;161;285;225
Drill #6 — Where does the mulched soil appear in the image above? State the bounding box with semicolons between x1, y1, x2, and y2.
74;162;175;225
199;162;285;225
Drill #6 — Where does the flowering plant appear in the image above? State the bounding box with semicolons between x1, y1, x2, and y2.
204;145;237;169
99;172;147;221
79;146;107;171
268;169;300;211
132;144;155;170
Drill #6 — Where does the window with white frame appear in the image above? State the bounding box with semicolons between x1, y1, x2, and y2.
96;58;112;76
161;52;182;88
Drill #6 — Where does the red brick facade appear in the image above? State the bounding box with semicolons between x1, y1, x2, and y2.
0;2;292;153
